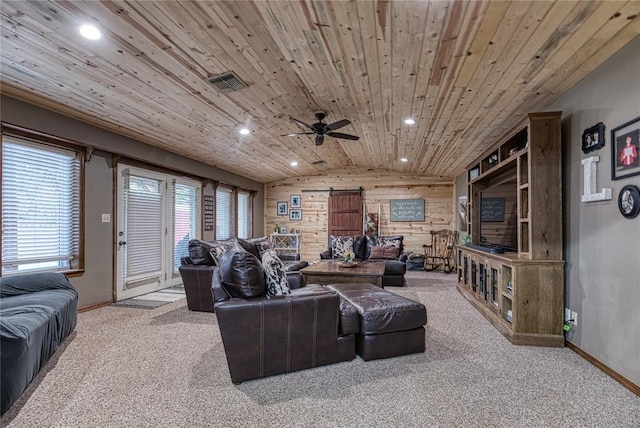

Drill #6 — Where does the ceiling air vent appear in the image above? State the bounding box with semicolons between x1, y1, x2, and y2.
312;160;326;165
206;72;248;93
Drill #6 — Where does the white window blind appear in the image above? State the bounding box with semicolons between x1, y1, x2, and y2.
216;187;232;240
173;181;201;270
2;137;81;275
237;191;251;239
122;173;163;285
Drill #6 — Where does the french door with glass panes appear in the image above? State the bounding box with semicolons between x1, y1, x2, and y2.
116;165;201;300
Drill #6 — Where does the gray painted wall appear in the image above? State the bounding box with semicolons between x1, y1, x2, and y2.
1;96;265;308
548;35;640;385
454;36;640;385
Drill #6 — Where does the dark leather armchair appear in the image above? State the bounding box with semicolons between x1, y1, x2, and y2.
178;258;216;312
212;267;357;384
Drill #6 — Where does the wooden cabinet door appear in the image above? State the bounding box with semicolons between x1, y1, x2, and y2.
328;191;362;238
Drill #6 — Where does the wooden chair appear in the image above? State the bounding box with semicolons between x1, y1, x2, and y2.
422;230;458;273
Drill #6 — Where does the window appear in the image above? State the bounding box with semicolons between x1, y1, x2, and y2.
121;172;164;285
2;135;83;276
173;181;201;270
216;187;232;240
237;191;251;239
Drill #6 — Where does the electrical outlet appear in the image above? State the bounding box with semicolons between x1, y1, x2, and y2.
571;310;578;326
101;213;111;223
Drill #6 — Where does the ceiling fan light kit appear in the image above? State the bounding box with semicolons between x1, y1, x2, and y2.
284;112;359;146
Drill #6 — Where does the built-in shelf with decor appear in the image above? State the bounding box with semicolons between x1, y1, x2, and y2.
457;112;564;347
270;233;301;257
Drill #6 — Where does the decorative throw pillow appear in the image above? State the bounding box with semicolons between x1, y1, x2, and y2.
331;236;355;260
352;235;368;260
368;245;400;260
254;239;275;260
237;236;270;258
218;249;265;298
376;235;403;250
208;239;244;266
261;248;291;296
187;239;217;265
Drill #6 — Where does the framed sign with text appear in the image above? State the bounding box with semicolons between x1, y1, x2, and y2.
204;195;214;231
390;199;425;222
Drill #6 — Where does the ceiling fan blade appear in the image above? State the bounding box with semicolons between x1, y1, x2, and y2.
327;132;359;141
281;132;315;137
325;119;350;132
315;134;325;146
290;116;313;130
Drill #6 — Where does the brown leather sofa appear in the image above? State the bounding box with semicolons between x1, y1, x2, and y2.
179;238;308;312
212;264;358;384
213;273;427;383
320;235;407;287
190;238;425;384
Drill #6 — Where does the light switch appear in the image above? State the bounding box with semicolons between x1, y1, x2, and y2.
101;213;111;223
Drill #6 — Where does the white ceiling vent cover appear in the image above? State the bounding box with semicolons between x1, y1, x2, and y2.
206;72;248;93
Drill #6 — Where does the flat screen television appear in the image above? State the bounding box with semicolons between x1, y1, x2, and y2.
478;180;518;253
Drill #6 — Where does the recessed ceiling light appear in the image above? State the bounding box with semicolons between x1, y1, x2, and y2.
400;157;408;162
290;161;298;167
79;24;101;40
404;118;416;125
239;128;250;135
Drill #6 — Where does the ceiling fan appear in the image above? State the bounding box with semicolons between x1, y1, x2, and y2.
283;112;359;146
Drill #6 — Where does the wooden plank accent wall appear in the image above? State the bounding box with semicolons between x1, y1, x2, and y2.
265;168;454;261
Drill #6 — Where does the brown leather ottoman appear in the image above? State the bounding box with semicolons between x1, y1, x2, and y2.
325;283;427;361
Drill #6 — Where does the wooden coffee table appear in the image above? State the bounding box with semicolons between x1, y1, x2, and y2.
300;260;385;287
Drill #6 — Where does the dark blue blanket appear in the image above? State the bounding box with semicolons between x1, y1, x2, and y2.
1;273;78;414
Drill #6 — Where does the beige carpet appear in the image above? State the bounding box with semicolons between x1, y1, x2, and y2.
2;271;639;427
110;285;186;309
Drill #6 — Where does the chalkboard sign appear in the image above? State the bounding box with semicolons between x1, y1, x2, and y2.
390;199;425;222
481;197;505;222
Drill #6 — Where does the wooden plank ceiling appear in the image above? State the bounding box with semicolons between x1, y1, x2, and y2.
1;1;638;183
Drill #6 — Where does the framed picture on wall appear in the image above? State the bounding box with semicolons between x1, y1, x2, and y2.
581;122;605;154
289;209;302;221
611;116;640;180
290;194;301;208
277;201;288;216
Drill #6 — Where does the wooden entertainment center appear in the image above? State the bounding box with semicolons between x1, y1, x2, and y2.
457;112;564;347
